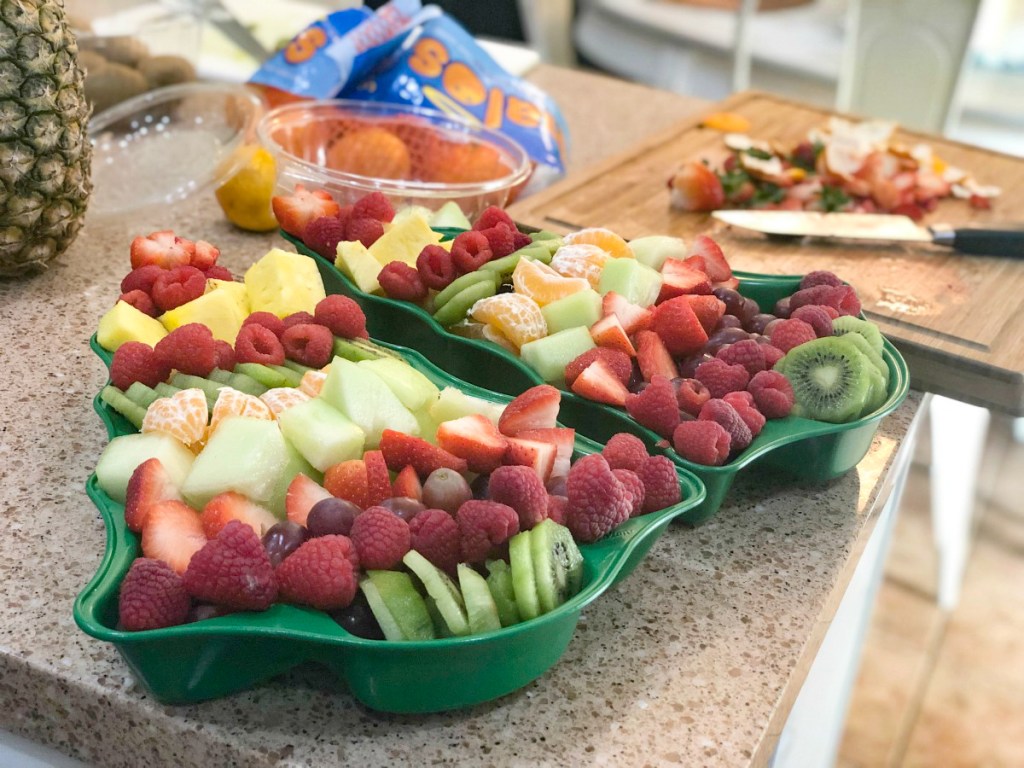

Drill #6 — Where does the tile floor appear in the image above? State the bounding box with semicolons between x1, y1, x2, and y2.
837;411;1024;767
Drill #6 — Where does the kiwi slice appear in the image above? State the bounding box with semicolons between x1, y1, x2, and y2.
207;368;235;385
434;270;498;311
154;382;181;399
779;336;873;423
424;596;454;638
457;564;502;635
530;519;584;614
233;362;293;389
169;373;222;409
485;560;521;627
360;571;435;641
402;550;469;636
832;316;884;355
100;385;146;430
331;336;400;363
432;280;497;327
509;530;541;620
123;381;161;409
839;330;890;390
226;372;268;397
281;359;315;376
267;364;304;388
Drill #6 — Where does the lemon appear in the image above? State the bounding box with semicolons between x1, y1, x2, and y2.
215;145;279;232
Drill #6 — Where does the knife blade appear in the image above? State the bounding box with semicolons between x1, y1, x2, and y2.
711;210;1024;258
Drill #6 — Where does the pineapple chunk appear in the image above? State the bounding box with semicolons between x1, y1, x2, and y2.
160;285;249;344
244;248;326;317
97;300;168;351
335;240;382;294
368;213;442;267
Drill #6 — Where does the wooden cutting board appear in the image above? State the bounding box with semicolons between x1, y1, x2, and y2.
509;90;1024;415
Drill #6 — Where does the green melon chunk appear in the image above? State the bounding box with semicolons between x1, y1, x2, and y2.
95;432;195;503
598;258;663;307
519;326;596;382
319;357;419;446
541;288;603;334
277;397;365;472
265;440;321;518
628;235;687;271
358;357;440;413
428;201;472;230
428;386;505;428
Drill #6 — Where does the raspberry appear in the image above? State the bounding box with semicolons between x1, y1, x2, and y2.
214;340;236;371
450;230;493;273
242;311;285;339
345;216;384;248
487;465;549;530
698;399;752;453
512;230;532;250
480;224;517;258
379;260;427;301
762;344;785;369
234;323;286;365
730;401;766;437
154;323;218;376
281;323;334;368
695;358;750;398
612;468;645;517
672;420;731;466
827;284;862;316
408;508;460;576
151;265;206;312
602;433;649;472
722;390;755;409
624;375;681;439
282;311;317;329
768;318;817;353
120;264;165;296
182;520;277;611
119;289;157;317
799;270;844;290
457;500;520;563
335;204;354;229
118;558;191;631
303;215;347;259
547;494;567;525
203;265;234;282
276;535;359;610
350;506;411;570
416;244;458;290
674;377;711;417
635;455;681;513
748;370;795;418
788;284;834;311
352;191;396;223
472;205;515;232
564;347;632;387
715;339;766;377
564;454;630;542
790;305;835;338
314;294;368;339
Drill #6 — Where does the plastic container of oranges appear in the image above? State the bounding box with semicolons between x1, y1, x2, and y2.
256;99;533;219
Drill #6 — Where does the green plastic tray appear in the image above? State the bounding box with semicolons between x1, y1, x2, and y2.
76;336;705;711
285;233;910;524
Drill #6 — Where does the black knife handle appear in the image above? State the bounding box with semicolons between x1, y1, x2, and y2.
938;227;1024;258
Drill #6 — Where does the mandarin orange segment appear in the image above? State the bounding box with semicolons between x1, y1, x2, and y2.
142;388;209;448
700;111;752;133
550;243;610;288
208;387;274;437
470;293;547;349
562;227;634;259
511;257;590;307
260;386;311;417
298;369;328;397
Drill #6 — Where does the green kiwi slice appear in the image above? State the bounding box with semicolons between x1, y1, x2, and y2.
832;316;885;355
434;270;499;311
457;564;502;634
485;560;521;627
100;385;146;430
839;330;890;390
226;372;268;397
402;550;469;636
432;280;497;327
123;381;161;408
360;571;435;641
233;362;293;389
780;336;873;423
509;530;541;620
530;519;584;614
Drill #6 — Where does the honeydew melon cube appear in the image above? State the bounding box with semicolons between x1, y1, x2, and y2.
181;416;289;510
428;387;505;428
541;289;603;335
97;300;168;352
319;357;419;447
244;248;326;318
368;213;442;268
335;240;381;294
277;397;365;473
628;235;687;272
357;358;440;414
160;286;249;344
392;205;433;227
428;201;472;230
95;432;195;503
265;441;321;518
519;326;596;383
598;258;663;307
415;409;441;444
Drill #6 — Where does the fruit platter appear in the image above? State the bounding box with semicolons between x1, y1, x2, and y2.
75;231;705;711
275;186;909;521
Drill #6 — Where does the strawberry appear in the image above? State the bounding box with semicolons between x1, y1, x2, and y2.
712;277;740;291
503;437;557;483
635;330;678;382
668;161;725;212
684;235;732;282
140;500;207;575
323;459;369;509
379;429;468;478
658;258;713;302
183;520;277;611
589;314;636;356
129;230;195;270
570;359;629;407
435;414;509;474
124;458;182;533
271;184;342;239
564;347;632;387
190;240;220;271
392;464;422;501
363;450;393;507
285;473;332;527
497;385;561;437
651;296;709;356
516;427;576;481
601;292;653;335
200;492;278;539
684;294;726;334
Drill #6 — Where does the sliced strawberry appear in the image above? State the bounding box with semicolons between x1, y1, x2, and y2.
392;464;422;501
589;314;636;356
124;458;182;533
141;500;207;575
570;359;630;407
503;438;557;483
379;429;468;478
712;277;740;291
323;459;369;509
271;184;342;239
363;450;393;507
602;292;653;335
684;294;726;334
636;330;679;382
129;230;196;270
515;427;575;481
190;240;220;271
652;295;708;356
435;414;509;474
668;161;726;212
497;385;561;437
201;492;279;539
658;258;713;302
684;235;732;282
285;473;332;526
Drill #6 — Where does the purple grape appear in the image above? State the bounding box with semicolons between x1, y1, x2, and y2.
715;315;743;331
736;297;761;326
380;496;425;522
307;498;360;538
330;592;384;640
764;318;785;338
470;472;490;500
746;313;777;334
677;352;715;379
712;286;744;316
773;296;792;319
262;521;310;567
705;327;749;355
546;475;567;496
423;468;473;513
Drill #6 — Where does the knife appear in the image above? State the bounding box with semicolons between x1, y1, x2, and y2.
711;210;1024;258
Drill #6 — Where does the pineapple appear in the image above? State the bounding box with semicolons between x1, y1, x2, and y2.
0;0;92;277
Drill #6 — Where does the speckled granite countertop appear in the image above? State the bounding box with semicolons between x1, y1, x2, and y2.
0;65;922;767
